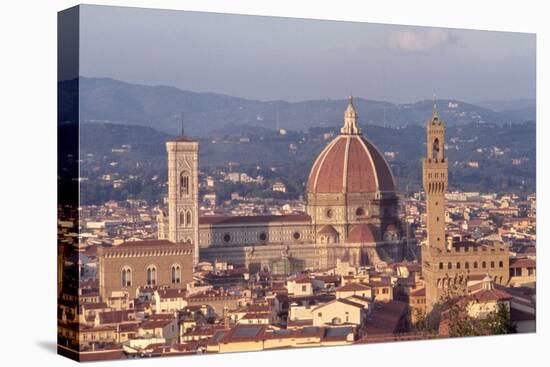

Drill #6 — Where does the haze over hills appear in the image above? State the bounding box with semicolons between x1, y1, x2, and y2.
59;77;535;137
476;99;536;123
476;99;535;112
76;119;536;206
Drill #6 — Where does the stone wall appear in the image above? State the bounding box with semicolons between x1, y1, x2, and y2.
97;243;193;300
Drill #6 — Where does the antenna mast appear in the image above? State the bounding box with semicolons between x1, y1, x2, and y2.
184;111;189;136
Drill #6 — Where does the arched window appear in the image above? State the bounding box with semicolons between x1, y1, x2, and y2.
473;262;478;269
432;138;440;160
456;262;461;269
490;261;495;268
180;172;190;196
447;262;452;270
171;265;181;284
146;265;157;286
356;207;365;216
186;211;192;227
465;262;470;269
482;261;486;269
499;261;503;268
121;267;132;287
179;212;185;226
439;262;443;270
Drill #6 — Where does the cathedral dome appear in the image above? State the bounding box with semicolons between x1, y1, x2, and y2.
307;97;395;194
348;224;377;243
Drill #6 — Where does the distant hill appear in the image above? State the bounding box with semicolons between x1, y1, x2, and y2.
476;99;536;123
476;99;535;112
79;120;536;204
58;77;534;137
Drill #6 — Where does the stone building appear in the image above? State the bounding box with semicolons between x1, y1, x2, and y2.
157;136;200;266
97;240;193;300
421;108;509;310
158;97;407;270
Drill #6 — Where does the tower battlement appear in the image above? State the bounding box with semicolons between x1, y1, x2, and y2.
422;108;448;251
420;107;510;309
423;242;508;257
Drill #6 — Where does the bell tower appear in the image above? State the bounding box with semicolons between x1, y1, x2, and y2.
166;133;199;267
421;105;450;310
422;106;448;250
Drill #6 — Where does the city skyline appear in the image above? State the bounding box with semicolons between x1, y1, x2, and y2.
57;5;536;362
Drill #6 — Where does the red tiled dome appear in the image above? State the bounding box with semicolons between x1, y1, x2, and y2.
348;224;377;243
317;225;339;236
307;135;395;194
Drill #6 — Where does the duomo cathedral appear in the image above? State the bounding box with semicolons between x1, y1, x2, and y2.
157;97;408;270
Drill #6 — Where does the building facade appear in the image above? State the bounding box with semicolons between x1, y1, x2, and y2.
158;97;407;270
97;240;194;300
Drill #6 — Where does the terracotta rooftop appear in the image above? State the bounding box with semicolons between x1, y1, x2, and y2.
218;325;267;343
470;287;512;302
467;281;513;302
292;275;313;284
336;283;372;292
348;223;377;243
141;316;176;329
82;302;108;310
317;225;339;236
363;300;408;335
99;310;133;324
312;298;365;312
199;213;311;225
313;275;340;283
409;287;426;297
158;288;187;299
241;312;271;320
510;257;536;269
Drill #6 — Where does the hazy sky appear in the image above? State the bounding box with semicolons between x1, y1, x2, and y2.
79;5;536;104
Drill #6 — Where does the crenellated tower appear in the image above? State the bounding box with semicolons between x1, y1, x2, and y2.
421;105;449;310
420;106;510;311
422;106;448;251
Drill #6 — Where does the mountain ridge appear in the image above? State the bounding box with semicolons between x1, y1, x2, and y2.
59;77;535;137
